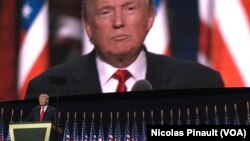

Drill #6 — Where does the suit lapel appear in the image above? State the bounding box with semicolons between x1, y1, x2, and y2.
72;50;102;94
146;52;173;89
43;106;50;120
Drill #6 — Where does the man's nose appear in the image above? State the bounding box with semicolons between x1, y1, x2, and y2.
112;10;125;28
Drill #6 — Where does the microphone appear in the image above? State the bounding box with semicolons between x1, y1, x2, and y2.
49;76;66;140
49;76;66;111
131;79;153;91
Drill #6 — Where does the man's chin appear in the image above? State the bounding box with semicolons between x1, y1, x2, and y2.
99;49;137;59
111;51;132;57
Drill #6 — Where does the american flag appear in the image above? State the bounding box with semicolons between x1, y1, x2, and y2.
198;0;250;87
140;112;147;141
0;112;4;141
80;116;87;141
63;120;71;141
89;116;96;141
131;112;139;141
144;0;171;55
107;115;113;141
97;114;104;141
5;110;14;141
72;119;79;141
114;112;121;141
123;114;130;141
18;0;49;99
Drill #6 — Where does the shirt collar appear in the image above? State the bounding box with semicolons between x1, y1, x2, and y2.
41;105;48;109
96;50;147;86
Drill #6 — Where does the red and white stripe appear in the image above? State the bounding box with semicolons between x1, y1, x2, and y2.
18;2;49;99
198;0;250;87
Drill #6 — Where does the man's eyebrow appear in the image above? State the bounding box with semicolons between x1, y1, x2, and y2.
99;4;113;9
122;0;137;7
98;0;136;9
97;1;114;10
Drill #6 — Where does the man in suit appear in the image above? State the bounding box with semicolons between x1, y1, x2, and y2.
25;0;224;99
25;94;57;123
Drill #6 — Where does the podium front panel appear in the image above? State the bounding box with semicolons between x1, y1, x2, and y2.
9;122;53;141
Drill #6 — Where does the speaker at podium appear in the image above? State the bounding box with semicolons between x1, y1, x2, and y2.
9;121;62;141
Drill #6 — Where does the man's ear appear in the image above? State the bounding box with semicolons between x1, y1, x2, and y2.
83;20;94;44
147;6;156;30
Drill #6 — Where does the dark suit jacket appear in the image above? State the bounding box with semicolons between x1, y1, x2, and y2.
25;105;57;123
25;50;224;99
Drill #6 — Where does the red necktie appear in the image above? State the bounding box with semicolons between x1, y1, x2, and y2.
113;69;131;92
40;106;45;121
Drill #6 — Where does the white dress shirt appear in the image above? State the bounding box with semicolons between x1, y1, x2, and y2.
40;105;48;112
96;51;147;93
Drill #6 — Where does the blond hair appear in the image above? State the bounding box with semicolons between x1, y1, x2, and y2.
82;0;154;20
39;93;49;101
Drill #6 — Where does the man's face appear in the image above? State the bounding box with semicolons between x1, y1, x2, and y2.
39;96;48;106
84;0;155;61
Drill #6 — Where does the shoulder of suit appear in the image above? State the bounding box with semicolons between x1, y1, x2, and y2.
30;52;94;81
48;106;57;110
147;52;219;74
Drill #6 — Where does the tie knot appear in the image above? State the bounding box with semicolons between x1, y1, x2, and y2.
113;69;131;92
113;69;131;82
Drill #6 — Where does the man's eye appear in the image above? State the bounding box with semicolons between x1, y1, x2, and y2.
128;7;136;11
99;10;112;17
100;11;109;15
125;6;137;14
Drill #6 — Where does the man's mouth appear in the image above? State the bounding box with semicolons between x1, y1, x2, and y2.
111;34;129;41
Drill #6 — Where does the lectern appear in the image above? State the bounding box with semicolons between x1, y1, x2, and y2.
9;122;62;141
